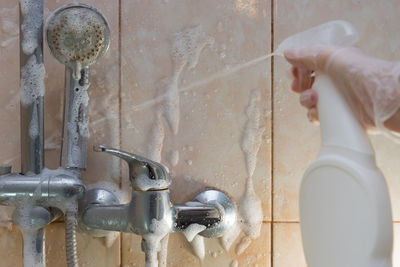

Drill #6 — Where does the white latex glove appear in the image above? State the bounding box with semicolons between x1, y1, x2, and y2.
284;46;400;136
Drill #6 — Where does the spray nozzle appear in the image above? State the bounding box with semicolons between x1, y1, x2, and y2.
275;20;360;56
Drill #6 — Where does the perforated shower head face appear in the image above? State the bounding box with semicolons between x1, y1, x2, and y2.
46;4;110;70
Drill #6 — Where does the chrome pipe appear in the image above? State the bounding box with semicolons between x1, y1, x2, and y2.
81;199;222;234
0;172;85;208
82;190;174;235
80;189;231;236
19;1;46;266
23;228;46;267
20;0;45;175
82;204;129;232
13;206;51;267
62;67;90;170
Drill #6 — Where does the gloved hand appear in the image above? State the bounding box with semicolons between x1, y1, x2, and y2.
284;46;400;134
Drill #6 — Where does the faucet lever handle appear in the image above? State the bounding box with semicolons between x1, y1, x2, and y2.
94;145;171;190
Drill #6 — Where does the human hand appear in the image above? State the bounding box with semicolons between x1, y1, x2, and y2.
284;46;400;132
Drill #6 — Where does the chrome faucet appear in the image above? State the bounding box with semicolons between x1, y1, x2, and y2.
80;146;237;262
1;1;238;266
0;167;85;267
0;2;109;267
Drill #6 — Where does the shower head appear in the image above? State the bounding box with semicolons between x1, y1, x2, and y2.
46;3;110;79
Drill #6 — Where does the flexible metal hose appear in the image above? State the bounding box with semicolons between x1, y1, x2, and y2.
65;211;79;267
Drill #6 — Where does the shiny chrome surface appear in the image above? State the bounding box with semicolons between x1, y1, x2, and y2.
20;0;44;175
80;188;119;207
9;1;238;264
192;190;237;238
81;147;237;242
45;3;110;79
82;189;174;235
78;188;119;237
174;204;221;230
95;145;171;190
18;1;47;265
5;3;115;267
0;171;85;209
46;4;111;171
62;66;90;169
45;4;111;265
12;206;52;230
0;169;84;267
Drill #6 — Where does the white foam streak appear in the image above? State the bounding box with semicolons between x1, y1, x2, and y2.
128;53;274;112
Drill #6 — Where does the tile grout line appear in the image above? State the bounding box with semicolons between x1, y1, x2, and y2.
269;221;299;224
269;221;400;223
270;0;275;266
118;0;123;264
118;0;123;188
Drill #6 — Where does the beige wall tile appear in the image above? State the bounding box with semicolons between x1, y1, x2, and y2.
0;226;23;267
122;224;270;267
0;0;21;172
273;0;400;221
121;234;144;267
46;223;120;267
0;1;24;266
275;222;400;266
273;223;306;267
3;0;400;265
394;223;400;266
120;0;271;265
232;223;270;267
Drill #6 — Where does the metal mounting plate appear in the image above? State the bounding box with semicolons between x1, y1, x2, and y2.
193;189;237;238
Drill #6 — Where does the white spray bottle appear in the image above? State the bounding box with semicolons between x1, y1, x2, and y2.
278;21;393;267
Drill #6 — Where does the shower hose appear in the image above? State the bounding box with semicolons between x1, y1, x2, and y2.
65;211;79;267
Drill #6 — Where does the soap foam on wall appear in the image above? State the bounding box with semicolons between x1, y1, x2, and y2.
144;24;267;264
241;90;266;177
239;91;266;235
0;1;270;265
147;25;214;167
168;149;179;167
217;88;266;261
147;111;165;163
143;25;214;265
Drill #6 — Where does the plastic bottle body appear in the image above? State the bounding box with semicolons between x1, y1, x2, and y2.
300;151;393;267
299;74;393;266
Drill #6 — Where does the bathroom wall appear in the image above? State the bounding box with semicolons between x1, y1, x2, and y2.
273;0;400;266
0;0;399;266
119;1;270;266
